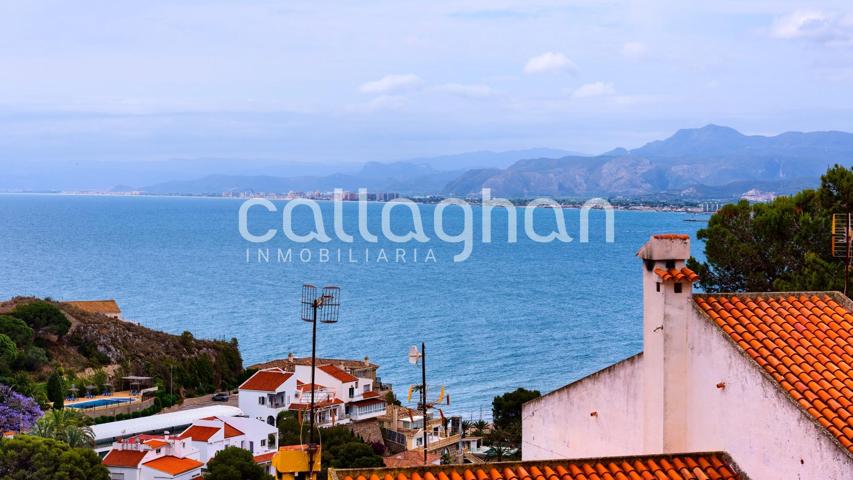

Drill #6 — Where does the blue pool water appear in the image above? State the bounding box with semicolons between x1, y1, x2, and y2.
67;398;133;409
0;194;706;418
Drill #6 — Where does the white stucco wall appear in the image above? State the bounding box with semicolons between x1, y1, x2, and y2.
522;353;645;460
683;305;853;479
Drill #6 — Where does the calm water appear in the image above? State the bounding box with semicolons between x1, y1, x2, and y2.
0;194;705;418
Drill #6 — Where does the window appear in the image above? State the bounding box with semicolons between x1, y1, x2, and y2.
348;387;355;398
363;384;370;393
261;439;266;447
258;397;265;405
656;282;661;292
665;260;676;269
674;282;683;293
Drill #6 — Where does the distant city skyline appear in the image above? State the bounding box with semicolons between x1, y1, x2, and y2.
0;1;852;165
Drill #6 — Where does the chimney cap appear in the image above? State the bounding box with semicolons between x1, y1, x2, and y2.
637;234;690;261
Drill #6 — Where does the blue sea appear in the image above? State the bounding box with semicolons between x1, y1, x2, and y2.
0;194;705;418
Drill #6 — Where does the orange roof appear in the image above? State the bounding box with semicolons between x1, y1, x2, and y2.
223;422;244;439
653;233;690;240
382;450;441;468
102;449;148;468
240;368;293;392
254;452;276;463
695;293;853;453
320;364;359;383
298;382;328;392
362;390;381;398
66;300;121;314
143;439;169;449
653;267;700;282
143;456;204;476
178;425;220;442
332;453;742;480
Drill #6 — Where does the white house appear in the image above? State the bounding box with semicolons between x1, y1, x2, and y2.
291;363;385;426
238;368;297;426
522;234;853;480
102;434;203;480
177;415;278;464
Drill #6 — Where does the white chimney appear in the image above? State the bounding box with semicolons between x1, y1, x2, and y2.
636;234;695;454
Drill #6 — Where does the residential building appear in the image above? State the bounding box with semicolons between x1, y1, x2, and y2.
251;354;380;382
379;405;460;455
178;415;278;464
92;405;243;453
238;368;297;426
101;434;203;480
522;234;853;479
289;363;386;426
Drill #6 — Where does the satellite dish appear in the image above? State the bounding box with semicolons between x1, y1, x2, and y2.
408;345;421;365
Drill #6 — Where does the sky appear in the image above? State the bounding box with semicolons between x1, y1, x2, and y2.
1;0;852;167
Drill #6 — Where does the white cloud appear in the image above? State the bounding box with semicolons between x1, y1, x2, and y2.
359;74;423;94
432;83;495;98
572;81;615;98
347;95;407;113
771;10;853;46
524;52;577;74
621;41;648;61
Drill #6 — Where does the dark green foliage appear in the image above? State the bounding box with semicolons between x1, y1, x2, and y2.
10;301;71;337
327;442;384;468
0;316;34;347
204;446;273;480
688;165;853;295
13;345;49;371
0;435;109;480
492;387;540;431
47;371;65;410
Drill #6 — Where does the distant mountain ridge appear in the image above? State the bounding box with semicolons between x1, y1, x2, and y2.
138;125;853;199
445;125;853;198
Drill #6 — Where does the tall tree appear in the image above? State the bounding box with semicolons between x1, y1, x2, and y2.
46;371;65;410
10;301;71;337
688;165;853;295
492;387;540;431
31;409;94;448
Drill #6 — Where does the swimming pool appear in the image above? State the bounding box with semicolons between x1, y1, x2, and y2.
67;398;133;409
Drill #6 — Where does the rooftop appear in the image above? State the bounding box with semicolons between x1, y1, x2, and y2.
178;425;220;442
331;452;744;480
695;292;853;454
319;364;359;383
102;449;148;468
239;368;294;392
251;355;378;371
143;456;204;476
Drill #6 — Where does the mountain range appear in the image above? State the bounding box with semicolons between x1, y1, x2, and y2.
137;125;853;199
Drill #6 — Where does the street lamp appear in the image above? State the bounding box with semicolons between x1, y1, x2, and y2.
301;285;341;480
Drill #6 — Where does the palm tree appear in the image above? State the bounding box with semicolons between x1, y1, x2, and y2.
31;408;95;448
471;419;488;437
460;420;472;438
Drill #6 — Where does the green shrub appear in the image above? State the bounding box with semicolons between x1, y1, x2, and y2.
10;301;70;337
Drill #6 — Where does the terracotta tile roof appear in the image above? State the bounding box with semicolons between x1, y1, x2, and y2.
694;293;853;453
653;233;690;240
382;450;441;468
66;300;121;314
102;449;148;468
178;425;220;442
239;368;293;392
332;453;743;480
350;397;386;407
320;364;359;383
363;390;381;398
254;452;276;463
653;267;700;282
223;422;244;439
251;356;378;371
143;456;204;476
143;439;169;449
298;382;329;392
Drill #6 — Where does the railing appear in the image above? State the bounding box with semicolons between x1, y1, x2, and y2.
425;434;462;452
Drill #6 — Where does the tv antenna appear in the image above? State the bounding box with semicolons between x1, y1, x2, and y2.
831;214;852;295
300;284;341;480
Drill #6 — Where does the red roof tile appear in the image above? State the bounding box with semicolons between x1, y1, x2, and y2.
695;293;853;453
254;452;276;463
102;449;148;468
320;364;359;383
223;422;244;439
653;234;690;240
362;390;381;398
66;300;121;314
653;267;700;282
143;456;204;476
240;368;293;392
332;453;743;480
178;425;220;442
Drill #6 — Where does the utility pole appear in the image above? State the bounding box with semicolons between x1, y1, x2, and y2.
421;342;427;466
